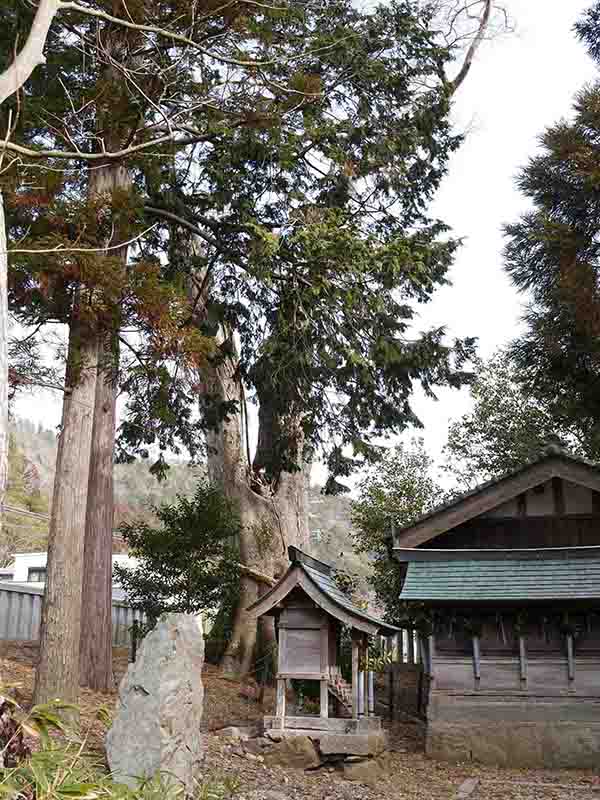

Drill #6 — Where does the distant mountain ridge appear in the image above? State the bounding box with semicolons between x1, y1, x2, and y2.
3;419;370;585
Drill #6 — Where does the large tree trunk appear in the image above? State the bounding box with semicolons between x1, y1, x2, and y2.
34;318;98;706
79;334;118;691
0;193;8;550
79;158;130;690
202;351;310;676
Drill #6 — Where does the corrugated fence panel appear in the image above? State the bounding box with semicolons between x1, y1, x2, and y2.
0;581;144;645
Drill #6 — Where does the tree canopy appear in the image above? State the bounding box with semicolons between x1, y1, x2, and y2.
504;3;600;453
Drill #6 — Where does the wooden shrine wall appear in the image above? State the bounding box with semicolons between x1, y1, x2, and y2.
426;516;600;550
432;654;600;695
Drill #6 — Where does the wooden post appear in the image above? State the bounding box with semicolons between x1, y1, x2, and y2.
566;633;575;684
320;679;329;718
358;670;365;717
364;635;370;718
351;629;360;719
368;670;375;716
276;678;286;730
518;635;527;686
472;635;481;684
415;633;421;664
428;633;435;680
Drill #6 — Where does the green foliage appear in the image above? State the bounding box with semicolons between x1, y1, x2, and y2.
115;483;241;621
443;350;599;489
504;6;600;449
350;440;441;625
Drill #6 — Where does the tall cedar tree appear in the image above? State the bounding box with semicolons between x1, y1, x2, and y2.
505;4;600;454
117;1;494;671
4;0;422;699
2;0;494;686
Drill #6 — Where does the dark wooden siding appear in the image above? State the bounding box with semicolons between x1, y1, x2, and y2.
425;516;600;550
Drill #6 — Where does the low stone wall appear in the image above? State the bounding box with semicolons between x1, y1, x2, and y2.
428;721;600;768
427;693;600;768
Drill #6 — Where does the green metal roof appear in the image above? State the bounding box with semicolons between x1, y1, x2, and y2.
400;558;600;601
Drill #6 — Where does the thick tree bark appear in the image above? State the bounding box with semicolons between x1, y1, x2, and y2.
201;346;310;675
34;319;98;706
79;159;130;690
0;194;8;548
79;335;118;691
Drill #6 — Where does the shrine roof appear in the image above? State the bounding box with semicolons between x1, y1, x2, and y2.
400;557;600;602
246;546;399;636
393;445;600;550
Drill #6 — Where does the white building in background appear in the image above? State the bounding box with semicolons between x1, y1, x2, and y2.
0;552;139;601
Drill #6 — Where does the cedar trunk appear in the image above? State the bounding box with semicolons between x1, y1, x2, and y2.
34;320;98;706
79;159;130;690
79;335;118;690
0;194;8;547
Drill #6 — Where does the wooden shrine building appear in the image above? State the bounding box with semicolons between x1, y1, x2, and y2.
248;547;398;750
393;444;600;768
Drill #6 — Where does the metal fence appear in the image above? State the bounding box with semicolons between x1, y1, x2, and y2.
0;580;145;646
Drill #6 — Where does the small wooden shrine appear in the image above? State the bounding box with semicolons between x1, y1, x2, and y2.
247;547;398;745
393;444;600;768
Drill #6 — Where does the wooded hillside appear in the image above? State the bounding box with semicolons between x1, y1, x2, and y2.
3;419;368;583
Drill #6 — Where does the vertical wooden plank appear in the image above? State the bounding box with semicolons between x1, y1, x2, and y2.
519;635;527;685
552;477;565;515
566;633;575;683
517;493;527;517
31;594;41;640
320;622;328;676
276;678;286;729
278;629;287;673
351;630;360;719
472;636;481;683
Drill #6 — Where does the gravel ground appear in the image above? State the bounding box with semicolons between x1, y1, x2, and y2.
1;652;599;799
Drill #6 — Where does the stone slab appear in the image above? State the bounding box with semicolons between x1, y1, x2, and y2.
106;613;204;791
264;715;382;733
319;733;386;757
456;778;479;798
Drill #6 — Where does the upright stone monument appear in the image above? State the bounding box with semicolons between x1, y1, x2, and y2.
106;613;205;791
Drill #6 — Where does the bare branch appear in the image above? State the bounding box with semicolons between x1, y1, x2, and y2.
0;0;62;106
0;132;210;161
5;222;158;255
448;0;492;93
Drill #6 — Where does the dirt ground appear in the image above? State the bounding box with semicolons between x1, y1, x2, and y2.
1;648;599;800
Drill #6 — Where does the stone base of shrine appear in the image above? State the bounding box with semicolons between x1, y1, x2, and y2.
427;694;600;768
263;715;386;756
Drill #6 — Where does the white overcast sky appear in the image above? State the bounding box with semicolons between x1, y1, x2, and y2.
14;0;599;484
